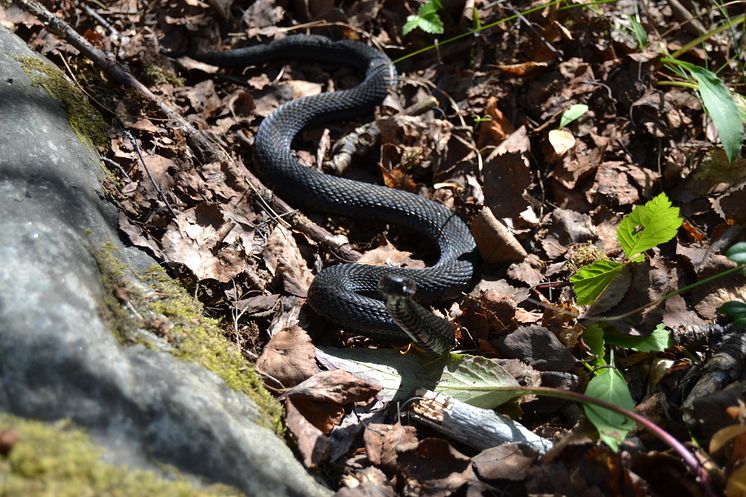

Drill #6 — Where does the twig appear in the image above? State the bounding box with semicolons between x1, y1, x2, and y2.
325;96;439;175
14;0;362;263
125;130;177;218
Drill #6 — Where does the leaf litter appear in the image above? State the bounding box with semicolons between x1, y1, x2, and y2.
5;0;746;495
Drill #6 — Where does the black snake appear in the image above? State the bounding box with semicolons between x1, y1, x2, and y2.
184;35;479;354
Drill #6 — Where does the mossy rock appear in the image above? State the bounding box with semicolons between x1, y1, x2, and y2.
0;412;244;497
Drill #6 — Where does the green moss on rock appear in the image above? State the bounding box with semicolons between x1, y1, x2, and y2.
141;267;284;435
91;243;283;435
16;55;108;150
0;412;244;497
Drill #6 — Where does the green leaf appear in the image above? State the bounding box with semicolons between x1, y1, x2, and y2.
688;65;744;163
584;368;636;451
582;324;607;367
570;259;625;305
720;300;746;316
616;192;682;262
604;324;671;353
559;104;589;128
726;241;746;264
436;354;521;408
315;348;519;408
402;0;444;35
628;15;648;48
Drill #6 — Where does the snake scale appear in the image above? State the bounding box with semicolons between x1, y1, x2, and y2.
186;35;479;354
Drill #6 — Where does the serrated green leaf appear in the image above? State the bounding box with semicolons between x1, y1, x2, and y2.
688;65;744;163
720;300;746;316
604;324;671;352
570;259;625;305
436;354;521;408
726;241;746;264
616;193;682;262
582;324;607;366
402;0;444;35
584;368;636;451
559;104;589;128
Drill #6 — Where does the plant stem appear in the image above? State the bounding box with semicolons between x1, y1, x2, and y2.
486;386;717;497
588;264;743;323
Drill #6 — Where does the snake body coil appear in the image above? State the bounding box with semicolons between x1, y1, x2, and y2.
189;35;479;351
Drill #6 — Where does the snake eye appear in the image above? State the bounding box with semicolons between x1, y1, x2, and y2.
378;274;417;298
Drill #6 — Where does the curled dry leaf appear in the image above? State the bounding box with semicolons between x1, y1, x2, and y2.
256;326;318;388
477;96;515;149
263;224;314;298
285;398;333;469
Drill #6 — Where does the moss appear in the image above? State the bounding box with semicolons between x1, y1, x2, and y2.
0;412;244;497
91;243;284;435
91;243;145;345
140;266;284;435
142;64;185;87
16;56;108;151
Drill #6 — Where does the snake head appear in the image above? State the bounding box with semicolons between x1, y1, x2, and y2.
378;274;417;299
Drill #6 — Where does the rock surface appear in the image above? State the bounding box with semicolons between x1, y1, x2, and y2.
0;26;329;497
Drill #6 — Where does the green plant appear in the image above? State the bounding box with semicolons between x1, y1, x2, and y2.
661;58;744;163
403;0;445;35
570;192;682;305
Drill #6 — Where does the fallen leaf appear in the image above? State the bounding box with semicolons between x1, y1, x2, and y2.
364;422;418;468
281;369;381;405
256;326;319;388
263;224;314;297
548;128;576;156
285;398;333;469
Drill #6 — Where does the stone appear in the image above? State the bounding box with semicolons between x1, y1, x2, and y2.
0;25;329;497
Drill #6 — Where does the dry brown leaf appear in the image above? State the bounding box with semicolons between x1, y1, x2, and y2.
358;240;425;269
285;398;333;469
161;204;249;281
472;443;540;482
364;422;418;468
494;61;550;77
281;369;381;405
256;326;319;388
471;206;528;265
263;224;314;298
482;130;532;221
477;96;515;148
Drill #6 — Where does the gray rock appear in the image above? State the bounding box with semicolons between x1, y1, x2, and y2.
0;25;329;497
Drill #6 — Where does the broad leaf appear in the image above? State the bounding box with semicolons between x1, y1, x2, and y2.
582;324;607;366
436;354;521;408
617;192;682;262
688;65;744;163
584;368;636;451
604;323;671;353
726;241;746;264
315;348;519;408
559;103;589;128
570;259;625;305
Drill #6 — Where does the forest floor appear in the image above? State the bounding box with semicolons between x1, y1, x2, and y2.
3;0;746;496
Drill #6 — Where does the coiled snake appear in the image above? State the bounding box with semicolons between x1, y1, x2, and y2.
187;35;479;354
